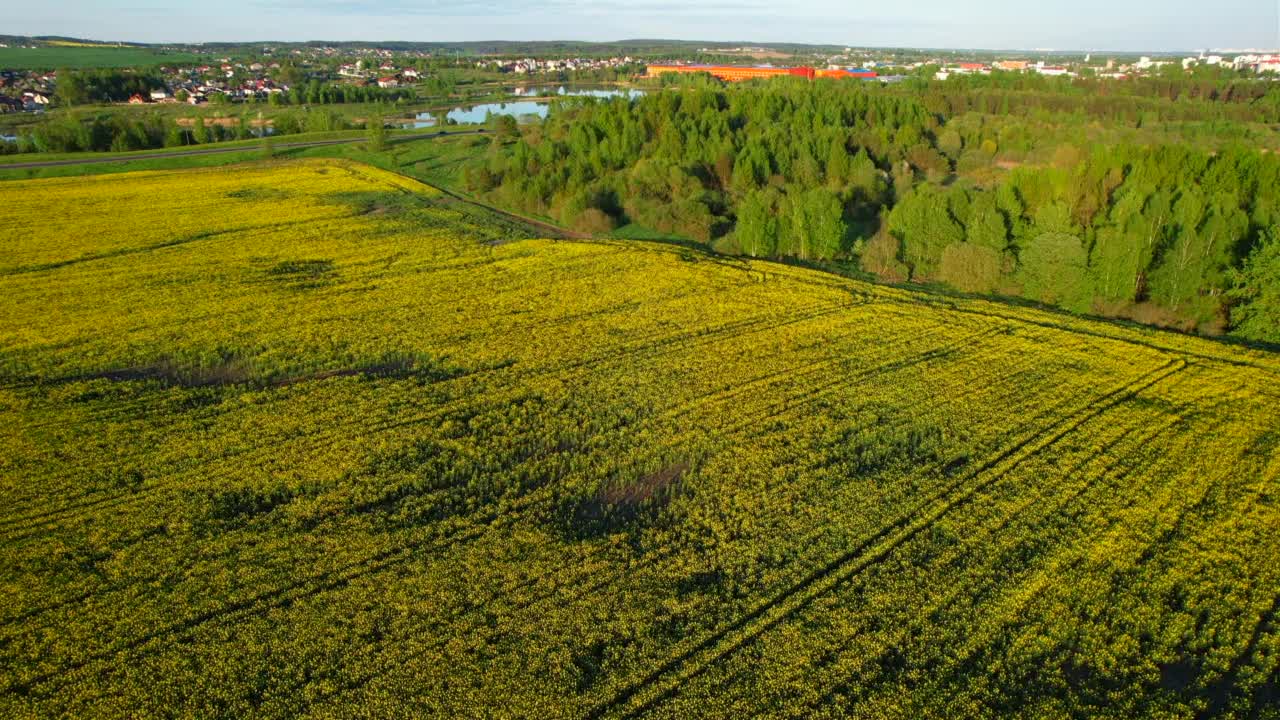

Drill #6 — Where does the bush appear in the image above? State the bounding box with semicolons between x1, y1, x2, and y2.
861;231;908;282
571;208;618;235
939;243;1002;294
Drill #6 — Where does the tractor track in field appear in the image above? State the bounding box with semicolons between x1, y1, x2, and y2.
1;355;663;630
590;358;1187;720
274;333;1070;713
3;315;1059;706
0;314;1079;641
937;301;1280;377
0;299;1192;701
640;351;1198;707
2;301;863;610
0;299;857;543
0;311;1153;684
4;301;877;668
0;294;946;546
0;284;1012;542
795;390;1231;716
361;299;860;441
0;218;321;278
3;469;567;698
908;391;1250;712
719;323;1011;438
644;315;959;427
363;299;862;441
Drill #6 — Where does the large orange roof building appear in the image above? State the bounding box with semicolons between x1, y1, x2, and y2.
645;64;876;82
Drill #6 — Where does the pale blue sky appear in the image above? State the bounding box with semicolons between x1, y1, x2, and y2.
9;0;1280;51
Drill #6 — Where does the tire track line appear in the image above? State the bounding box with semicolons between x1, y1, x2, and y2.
795;391;1228;716
590;358;1186;720
228;329;1058;714
0;301;850;540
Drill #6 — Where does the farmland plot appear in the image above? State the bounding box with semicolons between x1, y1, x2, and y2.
2;160;1278;718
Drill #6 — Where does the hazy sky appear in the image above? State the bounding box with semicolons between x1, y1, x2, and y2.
9;0;1280;51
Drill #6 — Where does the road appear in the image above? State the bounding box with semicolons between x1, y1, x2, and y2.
0;126;582;239
431;185;588;240
0;129;485;170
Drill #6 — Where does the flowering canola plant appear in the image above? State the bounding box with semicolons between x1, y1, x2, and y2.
1;159;1278;719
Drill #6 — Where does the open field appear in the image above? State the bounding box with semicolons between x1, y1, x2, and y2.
0;46;204;70
0;129;488;180
2;159;1280;718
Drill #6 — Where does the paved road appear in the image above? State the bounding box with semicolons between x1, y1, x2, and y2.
0;129;486;170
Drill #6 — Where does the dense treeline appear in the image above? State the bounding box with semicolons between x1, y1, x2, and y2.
882;145;1279;332
267;80;413;106
466;77;1280;342
914;86;1280;125
54;68;165;105
468;80;931;243
913;68;1280;106
17;107;356;152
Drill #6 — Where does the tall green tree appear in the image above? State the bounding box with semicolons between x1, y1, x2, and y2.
1229;226;1280;343
825;137;851;188
1148;191;1208;316
783;188;846;260
54;68;87;106
939;243;1002;294
191;117;209;145
731;141;770;195
1018;231;1091;312
736;189;779;258
367;113;387;152
966;192;1009;251
1089;185;1153;305
888;187;963;279
848;148;883;204
1089;226;1144;305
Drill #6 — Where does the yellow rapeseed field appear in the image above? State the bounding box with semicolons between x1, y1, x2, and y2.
2;159;1278;718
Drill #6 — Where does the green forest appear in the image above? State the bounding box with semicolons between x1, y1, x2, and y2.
465;74;1280;342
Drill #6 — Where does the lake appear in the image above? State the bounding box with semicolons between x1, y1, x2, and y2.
406;86;644;128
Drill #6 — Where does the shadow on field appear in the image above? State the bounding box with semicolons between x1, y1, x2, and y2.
555;461;689;541
2;351;466;391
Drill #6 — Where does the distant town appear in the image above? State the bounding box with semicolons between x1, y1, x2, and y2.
1;37;1276;115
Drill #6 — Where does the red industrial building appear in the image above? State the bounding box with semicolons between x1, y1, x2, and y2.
815;67;879;80
646;64;877;82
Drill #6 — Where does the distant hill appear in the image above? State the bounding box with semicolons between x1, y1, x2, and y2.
0;35;845;57
0;35;145;48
